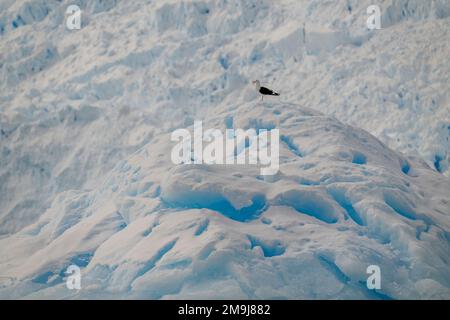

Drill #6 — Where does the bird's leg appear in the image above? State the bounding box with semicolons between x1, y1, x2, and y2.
261;95;264;101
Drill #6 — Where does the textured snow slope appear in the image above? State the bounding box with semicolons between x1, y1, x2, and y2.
0;0;449;299
1;102;450;299
0;0;449;235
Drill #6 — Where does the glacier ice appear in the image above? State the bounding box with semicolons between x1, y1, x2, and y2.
0;0;449;299
1;102;449;299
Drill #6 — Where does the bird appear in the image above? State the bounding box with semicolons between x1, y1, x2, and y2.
252;80;280;101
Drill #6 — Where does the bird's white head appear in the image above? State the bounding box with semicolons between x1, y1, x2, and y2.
252;80;260;90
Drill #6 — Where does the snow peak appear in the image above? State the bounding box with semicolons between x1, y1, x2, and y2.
178;304;212;318
171;121;280;175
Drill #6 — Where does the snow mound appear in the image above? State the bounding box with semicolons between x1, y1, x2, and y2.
1;102;449;299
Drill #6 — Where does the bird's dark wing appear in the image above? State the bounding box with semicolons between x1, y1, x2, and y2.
259;86;279;96
259;86;275;95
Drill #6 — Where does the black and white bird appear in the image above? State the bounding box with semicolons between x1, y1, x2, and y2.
252;80;280;101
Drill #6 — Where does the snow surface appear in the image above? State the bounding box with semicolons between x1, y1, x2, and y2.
0;0;449;299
